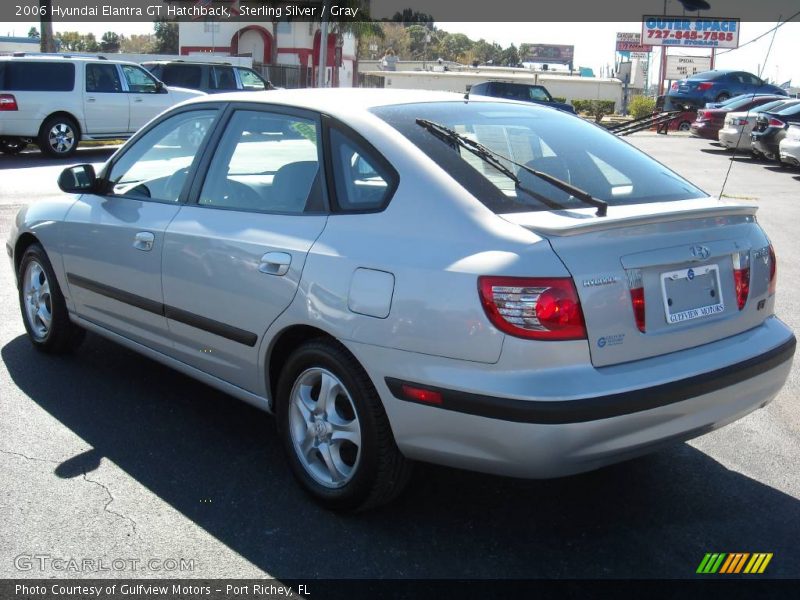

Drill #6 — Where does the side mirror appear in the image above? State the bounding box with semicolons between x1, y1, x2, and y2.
156;80;167;93
58;164;97;194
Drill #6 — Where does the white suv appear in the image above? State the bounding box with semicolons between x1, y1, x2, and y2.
0;55;205;158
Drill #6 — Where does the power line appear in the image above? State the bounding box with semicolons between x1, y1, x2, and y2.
716;11;800;55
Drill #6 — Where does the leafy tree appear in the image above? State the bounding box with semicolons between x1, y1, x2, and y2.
153;20;179;54
28;27;39;39
391;9;434;25
56;31;99;52
469;39;501;65
437;33;472;62
120;34;155;54
100;31;121;53
498;43;520;67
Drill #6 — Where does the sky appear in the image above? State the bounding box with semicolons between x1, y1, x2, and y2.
5;20;799;87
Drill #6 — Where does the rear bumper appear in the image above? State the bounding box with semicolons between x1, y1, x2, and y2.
353;317;795;478
690;122;721;140
779;139;800;165
386;336;794;424
718;128;752;150
751;135;780;158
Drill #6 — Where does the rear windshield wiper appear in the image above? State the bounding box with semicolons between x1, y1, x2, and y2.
416;118;608;217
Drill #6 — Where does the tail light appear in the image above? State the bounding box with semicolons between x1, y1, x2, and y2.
767;118;786;128
696;110;707;121
732;251;750;310
478;276;586;340
671;82;679;91
768;244;777;295
735;118;749;126
626;269;646;332
0;94;18;111
697;82;714;91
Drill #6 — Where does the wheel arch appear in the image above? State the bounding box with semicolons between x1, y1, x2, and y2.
39;111;83;140
266;324;346;409
13;232;41;285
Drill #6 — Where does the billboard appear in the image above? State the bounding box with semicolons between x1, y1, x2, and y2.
523;44;574;64
665;55;713;79
616;32;651;53
642;17;740;49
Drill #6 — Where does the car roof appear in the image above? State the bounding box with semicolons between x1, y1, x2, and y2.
0;54;137;66
180;88;514;118
142;60;234;66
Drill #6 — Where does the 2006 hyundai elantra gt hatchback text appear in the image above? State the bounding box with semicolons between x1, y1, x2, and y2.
7;90;795;511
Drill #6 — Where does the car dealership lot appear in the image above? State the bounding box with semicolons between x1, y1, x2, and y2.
1;134;799;579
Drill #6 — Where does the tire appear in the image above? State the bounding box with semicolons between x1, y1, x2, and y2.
678;121;691;132
18;243;85;353
715;93;730;102
0;137;26;155
38;115;80;158
276;339;412;512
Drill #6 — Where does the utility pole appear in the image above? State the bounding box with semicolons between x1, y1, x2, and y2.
39;0;56;53
318;0;331;87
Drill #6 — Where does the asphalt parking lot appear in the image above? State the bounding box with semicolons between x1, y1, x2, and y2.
0;134;798;580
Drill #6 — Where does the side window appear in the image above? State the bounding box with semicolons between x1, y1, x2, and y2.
163;64;202;89
86;63;122;93
236;67;266;90
329;128;396;212
211;66;238;91
529;86;550;102
5;62;75;91
121;64;159;93
199;110;322;213
107;110;217;202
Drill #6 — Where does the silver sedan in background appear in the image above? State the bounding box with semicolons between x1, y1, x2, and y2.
7;90;795;511
718;98;800;151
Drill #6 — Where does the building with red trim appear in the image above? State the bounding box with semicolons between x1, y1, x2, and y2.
178;21;357;87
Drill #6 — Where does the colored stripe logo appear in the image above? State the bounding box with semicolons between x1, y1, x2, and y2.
697;553;773;574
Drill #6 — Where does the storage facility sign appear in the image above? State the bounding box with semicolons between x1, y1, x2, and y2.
665;55;713;79
642;16;740;48
616;32;651;53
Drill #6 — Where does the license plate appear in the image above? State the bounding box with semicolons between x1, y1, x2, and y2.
660;265;724;325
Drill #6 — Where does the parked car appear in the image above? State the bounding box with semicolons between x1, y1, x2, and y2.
719;99;800;151
703;92;787;110
469;81;576;113
778;124;800;167
751;102;800;161
8;90;794;511
689;94;786;140
0;55;204;158
141;61;274;94
653;95;695;132
667;70;787;110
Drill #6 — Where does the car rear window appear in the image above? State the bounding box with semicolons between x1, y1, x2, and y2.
776;104;800;117
0;61;75;91
371;101;706;214
687;72;723;81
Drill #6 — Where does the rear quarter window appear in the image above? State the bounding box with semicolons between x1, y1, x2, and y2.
0;62;75;91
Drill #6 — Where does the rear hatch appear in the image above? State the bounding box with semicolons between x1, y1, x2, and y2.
503;199;776;367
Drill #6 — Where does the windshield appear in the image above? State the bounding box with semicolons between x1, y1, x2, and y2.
371;102;706;214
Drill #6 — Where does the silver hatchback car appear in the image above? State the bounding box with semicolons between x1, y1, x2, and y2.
7;90;795;511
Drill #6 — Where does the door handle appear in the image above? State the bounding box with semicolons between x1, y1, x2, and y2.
133;231;155;252
133;97;143;103
259;252;291;276
86;97;96;102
